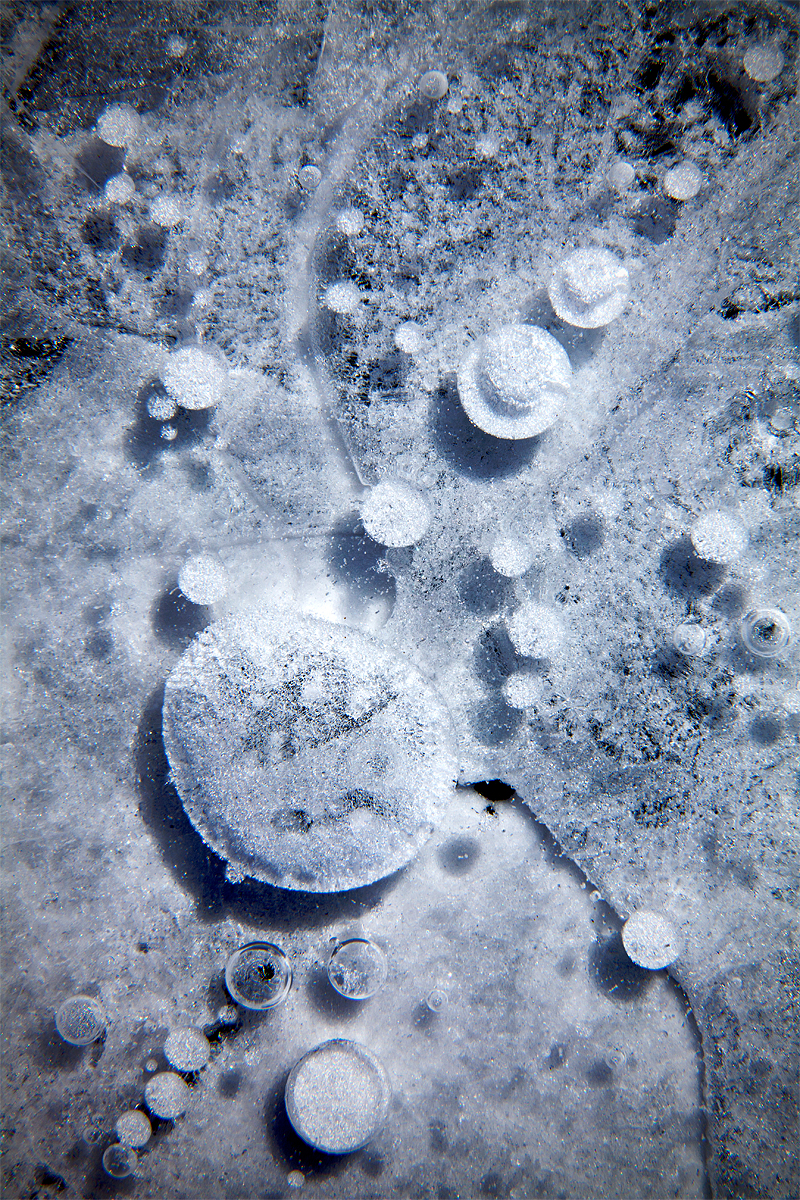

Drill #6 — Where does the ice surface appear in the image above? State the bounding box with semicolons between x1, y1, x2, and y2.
2;1;799;1197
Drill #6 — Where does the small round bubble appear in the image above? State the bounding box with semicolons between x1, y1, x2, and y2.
743;45;784;82
548;248;630;329
741;608;791;658
673;623;707;657
327;938;387;1000
394;321;424;354
419;70;449;100
163;345;228;411
225;942;293;1010
102;1144;137;1179
178;554;230;605
164;1027;211;1072
608;161;635;189
166;34;188;58
690;510;747;564
55;995;106;1046
115;1110;151;1148
489;534;534;578
507;602;565;659
147;392;177;422
97;103;141;148
323;280;360;316
144;1071;191;1119
360;479;432;547
104;173;136;204
425;988;447;1013
150;195;183;227
622;910;682;969
336;208;365;237
663;162;703;201
298;164;322;191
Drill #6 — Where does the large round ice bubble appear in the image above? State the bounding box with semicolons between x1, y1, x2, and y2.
162;611;458;891
458;324;572;439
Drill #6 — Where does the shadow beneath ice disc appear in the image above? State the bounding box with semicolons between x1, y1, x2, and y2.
430;374;540;480
326;513;396;611
305;965;363;1021
588;932;653;1002
151;580;211;651
134;686;406;928
658;537;726;599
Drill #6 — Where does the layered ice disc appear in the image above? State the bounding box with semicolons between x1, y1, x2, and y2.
162;610;457;890
458;324;572;439
548;248;630;328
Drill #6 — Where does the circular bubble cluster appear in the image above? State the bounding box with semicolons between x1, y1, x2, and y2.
102;1144;137;1179
163;346;228;411
740;608;791;658
327;938;387;999
743;45;784;83
285;1040;391;1153
97;103;141;148
55;996;106;1045
164;1027;211;1072
225;942;293;1009
458;324;572;439
360;479;432;547
622;910;682;969
663;162;703;201
115;1111;151;1148
162;610;457;890
419;70;449;100
690;511;747;564
178;554;230;605
144;1072;191;1119
548;248;630;329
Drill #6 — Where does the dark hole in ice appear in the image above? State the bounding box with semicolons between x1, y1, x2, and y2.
157;288;195;319
479;46;517;81
589;933;653;1001
431;374;541;480
632;195;677;243
218;1069;242;1097
152;583;211;650
429;1121;448;1152
586;1058;614;1087
438;836;480;875
478;1171;506;1198
122;225;168;277
458;557;511;615
306;965;361;1020
545;1043;567;1068
446;166;483;201
327;514;397;609
75;139;125;189
412;1000;436;1031
473;625;525;688
472;779;515;803
707;71;753;137
85;630;113;660
749;714;783;746
203;171;237;204
562;515;604;559
659;536;727;598
34;1165;68;1192
80;212;119;252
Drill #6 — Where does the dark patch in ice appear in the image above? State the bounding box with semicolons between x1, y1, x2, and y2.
632;195;677;243
473;625;521;688
157;288;194;319
122;225;168;277
458;558;511;615
125;378;212;470
203;171;237;204
358;1147;386;1177
431;375;541;479
265;1072;348;1176
272;807;314;834
562;514;604;559
707;71;753;138
74;139;125;189
712;584;747;619
429;1121;448;1152
586;1058;614;1087
84;630;113;660
305;965;361;1021
364;355;403;401
218;1069;242;1097
80;212;119;252
749;714;783;746
152;583;211;651
479;45;517;81
471;694;523;746
438;836;480;875
588;933;653;1001
478;1170;508;1198
545;1043;567;1069
412;1000;436;1031
446;166;483;202
472;779;515;803
659;536;727;598
33;1165;68;1192
328;513;397;609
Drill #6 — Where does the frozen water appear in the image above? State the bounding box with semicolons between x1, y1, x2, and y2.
285;1040;391;1153
690;510;748;563
102;1144;137;1178
225;941;293;1009
458;324;573;438
54;995;106;1045
162;346;228;411
663;162;703;201
740;607;792;657
144;1073;191;1119
115;1110;152;1148
622;910;683;969
548;248;631;328
327;937;388;999
164;1027;211;1071
96;103;141;148
743;44;785;82
360;479;431;546
162;610;457;889
178;553;230;605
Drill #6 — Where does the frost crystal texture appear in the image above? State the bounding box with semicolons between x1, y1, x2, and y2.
622;911;682;969
418;70;449;100
178;554;230;605
164;1028;211;1071
673;622;707;657
458;324;572;439
144;1072;191;1119
162;611;457;890
285;1040;391;1153
54;996;106;1045
360;480;432;547
162;346;227;411
115;1111;151;1148
323;281;361;316
548;248;630;329
327;938;388;999
150;196;183;227
104;173;135;203
690;511;747;563
489;534;534;578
